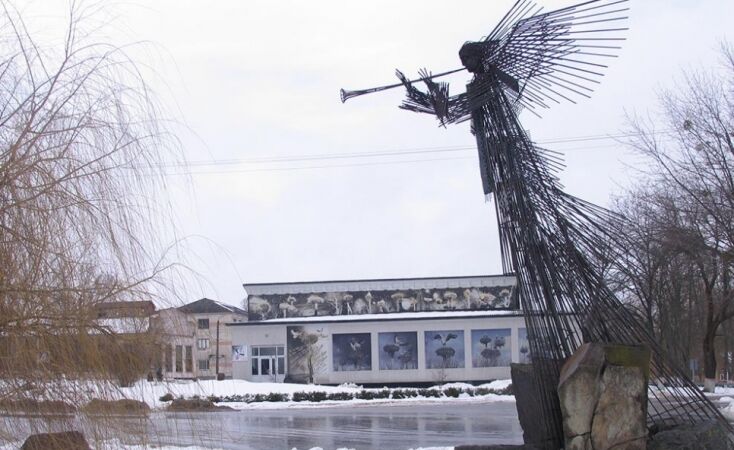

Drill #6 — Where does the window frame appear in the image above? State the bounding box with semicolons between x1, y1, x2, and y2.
197;318;210;330
175;345;183;373
184;345;193;373
197;338;209;350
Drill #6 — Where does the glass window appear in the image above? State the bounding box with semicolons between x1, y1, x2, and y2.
197;318;209;329
252;347;259;356
277;347;284;356
165;344;173;373
251;358;258;375
175;345;183;373
260;347;276;356
277;357;285;375
197;338;209;350
260;358;270;375
185;346;193;372
198;359;210;371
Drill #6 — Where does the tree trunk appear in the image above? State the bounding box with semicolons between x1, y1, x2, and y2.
703;328;718;391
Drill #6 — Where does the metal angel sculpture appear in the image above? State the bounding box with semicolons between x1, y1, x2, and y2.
341;0;731;445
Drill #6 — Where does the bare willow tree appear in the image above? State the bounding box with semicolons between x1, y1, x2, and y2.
0;0;180;439
616;43;734;389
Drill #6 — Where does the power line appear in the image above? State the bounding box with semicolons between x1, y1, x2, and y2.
161;129;675;176
165;155;475;176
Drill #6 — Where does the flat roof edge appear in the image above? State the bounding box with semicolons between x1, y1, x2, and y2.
243;274;514;288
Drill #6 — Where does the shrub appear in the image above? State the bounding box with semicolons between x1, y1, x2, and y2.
391;389;407;399
391;389;418;399
495;383;513;395
474;387;491;396
83;399;150;415
356;390;375;400
326;392;354;401
418;388;440;398
166;398;233;411
207;395;222;403
265;392;288;402
309;391;328;402
159;393;174;402
0;399;76;414
373;389;390;399
443;387;462;398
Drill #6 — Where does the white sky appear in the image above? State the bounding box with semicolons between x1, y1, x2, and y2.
21;0;734;307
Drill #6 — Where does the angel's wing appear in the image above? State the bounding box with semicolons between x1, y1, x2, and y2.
478;0;630;113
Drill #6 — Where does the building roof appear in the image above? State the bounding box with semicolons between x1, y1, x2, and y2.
243;274;515;297
227;309;524;326
178;298;247;316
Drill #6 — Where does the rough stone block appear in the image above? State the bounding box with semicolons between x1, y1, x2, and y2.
558;343;650;450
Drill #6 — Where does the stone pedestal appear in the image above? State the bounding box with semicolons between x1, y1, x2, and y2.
511;362;563;450
557;343;650;450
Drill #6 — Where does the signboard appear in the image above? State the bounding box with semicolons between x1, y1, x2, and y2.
232;345;248;361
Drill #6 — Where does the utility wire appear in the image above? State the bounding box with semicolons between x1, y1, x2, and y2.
162;129;674;175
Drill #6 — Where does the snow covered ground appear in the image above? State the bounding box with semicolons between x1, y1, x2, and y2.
117;378;513;410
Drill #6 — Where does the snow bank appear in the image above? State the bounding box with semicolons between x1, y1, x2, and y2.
116;379;514;410
119;379;362;409
721;402;734;421
715;386;734;395
95;440;224;450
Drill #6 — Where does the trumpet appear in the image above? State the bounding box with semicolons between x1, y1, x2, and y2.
340;67;466;103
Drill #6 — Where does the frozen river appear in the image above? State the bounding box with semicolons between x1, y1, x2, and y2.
144;402;523;449
4;401;523;449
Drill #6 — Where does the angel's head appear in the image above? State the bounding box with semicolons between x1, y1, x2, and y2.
459;41;486;74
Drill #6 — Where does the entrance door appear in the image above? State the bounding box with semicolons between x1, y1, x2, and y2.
251;345;285;382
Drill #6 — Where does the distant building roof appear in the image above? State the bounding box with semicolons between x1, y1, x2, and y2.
178;298;247;316
243;274;515;297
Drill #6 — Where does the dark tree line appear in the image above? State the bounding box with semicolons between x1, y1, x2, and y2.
607;44;734;388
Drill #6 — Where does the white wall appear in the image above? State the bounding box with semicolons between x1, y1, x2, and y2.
230;315;526;384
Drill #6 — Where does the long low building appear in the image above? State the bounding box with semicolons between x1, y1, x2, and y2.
230;275;531;385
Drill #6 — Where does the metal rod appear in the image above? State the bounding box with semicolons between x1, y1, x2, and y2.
340;67;465;103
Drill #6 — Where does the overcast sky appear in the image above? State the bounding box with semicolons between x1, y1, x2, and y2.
23;0;734;307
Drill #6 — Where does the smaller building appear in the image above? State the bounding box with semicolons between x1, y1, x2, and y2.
232;275;529;385
156;298;247;380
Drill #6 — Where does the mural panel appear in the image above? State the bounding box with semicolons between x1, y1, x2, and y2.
518;328;531;364
286;325;328;383
424;330;465;369
248;285;516;320
471;328;512;367
378;332;418;370
332;333;372;371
